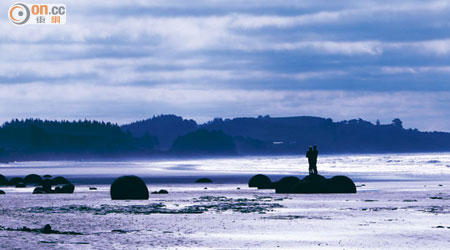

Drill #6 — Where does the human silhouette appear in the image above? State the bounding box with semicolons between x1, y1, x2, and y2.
312;145;319;175
306;146;314;175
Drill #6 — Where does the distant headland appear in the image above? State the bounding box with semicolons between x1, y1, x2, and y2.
1;114;450;162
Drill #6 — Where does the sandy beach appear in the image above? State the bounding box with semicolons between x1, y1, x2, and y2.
1;154;450;249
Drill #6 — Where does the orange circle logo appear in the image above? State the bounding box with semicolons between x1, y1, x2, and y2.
9;3;30;25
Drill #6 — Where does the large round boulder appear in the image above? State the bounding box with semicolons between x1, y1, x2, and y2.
15;182;26;188
326;176;357;193
51;176;71;185
110;175;149;200
0;190;5;194
24;174;43;185
9;177;24;186
55;184;75;194
302;174;326;182
40;178;53;193
292;179;328;193
248;174;273;189
0;174;8;186
274;176;301;193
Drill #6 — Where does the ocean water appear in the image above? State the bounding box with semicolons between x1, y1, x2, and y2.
1;153;449;249
1;153;450;183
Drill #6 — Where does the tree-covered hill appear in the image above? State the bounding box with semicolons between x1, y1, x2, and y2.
1;115;450;162
0;119;158;161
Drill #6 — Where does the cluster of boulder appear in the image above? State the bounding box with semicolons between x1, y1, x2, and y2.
248;174;357;193
0;174;74;194
32;175;75;194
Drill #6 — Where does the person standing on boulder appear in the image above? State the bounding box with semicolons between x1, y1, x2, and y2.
306;146;314;175
312;145;319;175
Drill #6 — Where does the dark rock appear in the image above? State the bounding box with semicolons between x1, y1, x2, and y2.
41;224;52;234
24;174;43;185
195;178;213;183
0;190;5;194
55;184;75;194
41;178;53;193
33;187;45;194
0;174;8;186
286;174;328;194
9;177;24;186
274;176;301;193
248;174;273;189
110;175;149;200
302;174;326;182
326;176;357;193
89;187;97;190
43;175;52;179
15;182;26;188
292;179;328;194
51;176;71;185
151;189;169;194
272;174;357;194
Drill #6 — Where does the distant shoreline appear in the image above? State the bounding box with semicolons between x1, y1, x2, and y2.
2;150;450;164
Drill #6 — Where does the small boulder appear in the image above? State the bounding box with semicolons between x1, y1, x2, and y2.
151;189;169;194
55;184;75;194
41;224;53;234
195;178;213;183
24;174;43;185
0;190;5;194
89;187;97;190
326;176;357;193
0;174;8;186
274;176;301;193
110;175;149;200
248;174;273;189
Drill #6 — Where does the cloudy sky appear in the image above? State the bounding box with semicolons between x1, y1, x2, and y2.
1;0;450;131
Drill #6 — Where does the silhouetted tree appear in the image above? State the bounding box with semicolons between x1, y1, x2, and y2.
392;118;403;128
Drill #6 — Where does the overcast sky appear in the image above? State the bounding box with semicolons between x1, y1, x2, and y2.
1;0;450;131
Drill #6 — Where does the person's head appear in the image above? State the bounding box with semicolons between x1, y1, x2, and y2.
308;146;312;150
313;145;317;149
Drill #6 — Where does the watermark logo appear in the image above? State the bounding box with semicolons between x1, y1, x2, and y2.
9;3;30;25
9;3;66;25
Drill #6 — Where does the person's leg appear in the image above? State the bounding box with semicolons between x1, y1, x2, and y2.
313;160;318;174
308;159;312;175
